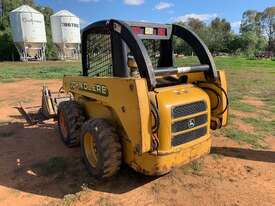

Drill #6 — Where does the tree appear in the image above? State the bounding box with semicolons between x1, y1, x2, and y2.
261;7;275;52
186;18;207;35
173;18;208;55
208;17;232;54
240;10;262;35
37;6;57;59
240;9;267;56
0;0;34;30
227;34;243;55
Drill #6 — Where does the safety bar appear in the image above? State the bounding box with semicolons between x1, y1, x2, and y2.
154;65;210;76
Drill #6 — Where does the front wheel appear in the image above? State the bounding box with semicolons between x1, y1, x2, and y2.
57;101;85;147
81;119;122;179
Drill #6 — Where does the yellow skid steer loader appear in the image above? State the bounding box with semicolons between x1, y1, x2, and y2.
56;20;229;179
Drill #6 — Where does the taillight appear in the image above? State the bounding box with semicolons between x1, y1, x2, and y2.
158;28;166;36
132;26;141;34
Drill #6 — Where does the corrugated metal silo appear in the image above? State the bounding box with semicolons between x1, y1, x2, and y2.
50;10;81;60
9;5;47;61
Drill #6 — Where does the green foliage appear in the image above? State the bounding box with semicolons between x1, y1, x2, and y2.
207;17;232;53
174;20;207;55
239;10;264;56
240;10;262;35
36;6;58;59
0;29;19;60
174;7;273;57
261;7;275;52
239;7;274;56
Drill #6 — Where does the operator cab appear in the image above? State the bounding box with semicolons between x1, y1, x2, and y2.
81;20;228;132
81;20;217;90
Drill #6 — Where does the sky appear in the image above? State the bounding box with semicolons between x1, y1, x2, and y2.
35;0;275;33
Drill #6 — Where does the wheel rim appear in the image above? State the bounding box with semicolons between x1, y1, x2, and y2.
59;111;68;139
84;132;98;168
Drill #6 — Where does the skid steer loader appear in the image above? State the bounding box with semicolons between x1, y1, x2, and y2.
57;19;229;179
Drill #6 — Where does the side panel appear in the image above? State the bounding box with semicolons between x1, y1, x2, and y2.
196;70;228;127
63;76;152;154
218;70;228;126
182;70;228;128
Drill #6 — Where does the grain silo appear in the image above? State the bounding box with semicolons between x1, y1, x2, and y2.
50;10;81;60
9;5;47;61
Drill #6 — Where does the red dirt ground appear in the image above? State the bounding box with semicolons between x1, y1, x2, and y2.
0;80;274;206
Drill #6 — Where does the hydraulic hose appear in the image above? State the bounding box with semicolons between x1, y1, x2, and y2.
150;101;160;133
196;82;229;115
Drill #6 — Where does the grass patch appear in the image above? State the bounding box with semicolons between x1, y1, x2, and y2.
181;159;204;175
96;197;117;206
268;106;275;113
176;56;200;66
59;194;81;206
151;182;162;195
223;128;264;149
32;156;68;176
230;97;257;112
242;117;275;136
176;56;275;70
262;98;275;112
0;61;81;82
211;154;223;160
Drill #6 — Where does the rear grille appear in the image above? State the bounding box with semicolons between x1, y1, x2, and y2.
171;101;208;147
172;127;207;147
172;114;207;133
172;101;206;119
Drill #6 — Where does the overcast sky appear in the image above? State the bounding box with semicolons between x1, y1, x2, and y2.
35;0;275;33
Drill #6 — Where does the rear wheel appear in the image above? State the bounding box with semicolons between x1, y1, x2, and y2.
81;119;122;179
57;101;85;147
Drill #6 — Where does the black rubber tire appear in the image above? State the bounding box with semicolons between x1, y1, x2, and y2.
57;101;86;147
81;119;122;179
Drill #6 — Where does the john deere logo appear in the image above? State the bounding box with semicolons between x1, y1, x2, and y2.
70;81;109;96
188;119;195;129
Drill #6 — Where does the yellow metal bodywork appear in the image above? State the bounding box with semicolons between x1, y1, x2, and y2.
63;76;152;154
181;70;228;127
62;70;228;175
124;84;211;175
